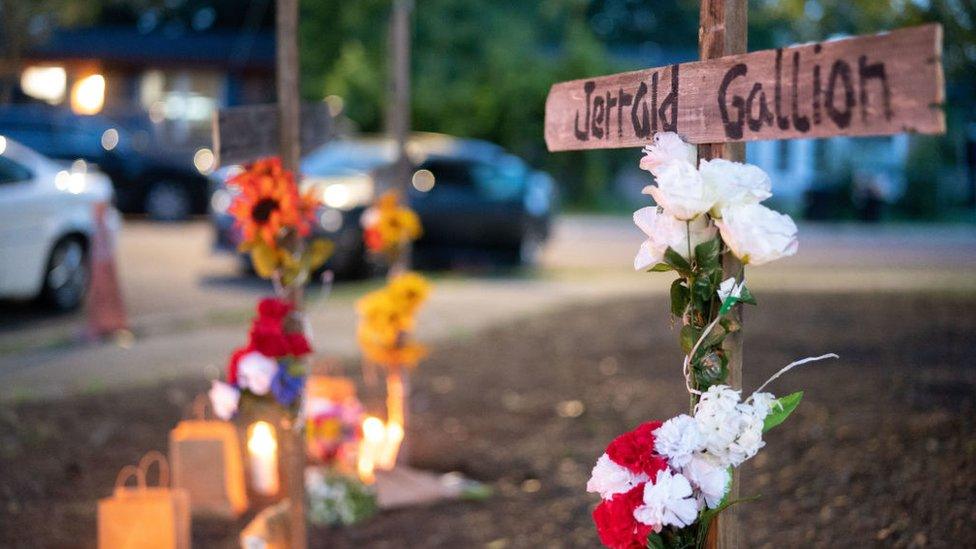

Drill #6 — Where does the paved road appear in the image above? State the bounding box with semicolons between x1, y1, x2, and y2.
1;216;974;400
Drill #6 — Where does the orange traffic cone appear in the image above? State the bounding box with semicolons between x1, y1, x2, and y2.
86;202;129;340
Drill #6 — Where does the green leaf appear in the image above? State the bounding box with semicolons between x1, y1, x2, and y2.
692;276;714;304
670;279;690;317
679;324;701;354
739;285;757;305
663;247;693;276
694;237;721;273
649;262;673;272
763;391;804;432
646;533;666;549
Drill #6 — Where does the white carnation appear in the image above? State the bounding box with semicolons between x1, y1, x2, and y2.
747;392;777;420
209;380;240;420
682;453;730;509
639;132;697;177
633;207;717;271
643;160;715;220
633;469;699;532
586;453;648;500
694;385;771;467
700;158;772;215
237;351;279;395
654;414;704;468
715;203;798;266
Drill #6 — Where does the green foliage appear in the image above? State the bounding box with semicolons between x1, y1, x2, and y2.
763;391;804;433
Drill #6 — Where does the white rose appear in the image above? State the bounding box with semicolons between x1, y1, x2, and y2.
643;160;715;220
682;453;730;509
236;351;279;395
586;453;648;500
209;380;240;420
640;132;697;177
633;207;717;271
700;158;772;215
653;415;704;468
715;203;798;266
633;469;699;531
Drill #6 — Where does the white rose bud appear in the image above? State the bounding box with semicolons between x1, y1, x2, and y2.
643;160;715;221
633;207;717;271
640;132;697;177
715;203;798;266
699;158;772;216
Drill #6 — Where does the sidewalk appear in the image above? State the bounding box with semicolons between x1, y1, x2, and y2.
2;217;975;401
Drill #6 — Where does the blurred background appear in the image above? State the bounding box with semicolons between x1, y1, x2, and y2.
1;0;974;220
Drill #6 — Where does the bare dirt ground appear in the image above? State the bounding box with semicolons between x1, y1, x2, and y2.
2;291;974;548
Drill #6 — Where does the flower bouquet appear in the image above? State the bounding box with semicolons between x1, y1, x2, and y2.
587;133;835;548
209;157;333;420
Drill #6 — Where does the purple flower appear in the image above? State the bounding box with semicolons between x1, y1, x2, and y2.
271;365;305;406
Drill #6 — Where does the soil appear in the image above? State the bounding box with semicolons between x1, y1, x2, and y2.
2;291;974;548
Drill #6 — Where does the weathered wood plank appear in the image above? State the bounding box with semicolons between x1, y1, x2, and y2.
700;1;745;548
545;23;944;151
212;102;333;167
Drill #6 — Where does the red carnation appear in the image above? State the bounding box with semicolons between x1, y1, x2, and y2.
606;421;667;477
286;332;312;356
249;317;292;357
226;345;252;386
257;297;293;321
593;484;653;549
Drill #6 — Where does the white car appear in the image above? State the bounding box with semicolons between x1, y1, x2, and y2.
0;136;118;310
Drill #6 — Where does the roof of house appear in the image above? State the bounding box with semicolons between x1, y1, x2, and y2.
23;26;275;70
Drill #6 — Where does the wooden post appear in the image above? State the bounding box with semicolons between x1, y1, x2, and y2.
275;1;307;548
388;0;413;196
700;1;745;548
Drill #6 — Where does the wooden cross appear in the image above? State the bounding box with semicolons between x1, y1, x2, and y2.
209;1;323;547
544;2;944;548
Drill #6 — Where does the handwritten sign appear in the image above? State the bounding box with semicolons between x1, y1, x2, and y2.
212;102;333;167
544;24;944;151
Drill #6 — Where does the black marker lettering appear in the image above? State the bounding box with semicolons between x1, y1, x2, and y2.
774;49;790;129
791;51;811;132
631;81;652;138
858;55;893;122
592;95;605;139
617;88;633;138
825;59;854;128
574;81;595;140
659;64;679;132
746;83;774;132
718;63;748;139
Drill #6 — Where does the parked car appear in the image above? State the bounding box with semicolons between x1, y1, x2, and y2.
210;133;557;278
0;136;118;310
0;104;210;220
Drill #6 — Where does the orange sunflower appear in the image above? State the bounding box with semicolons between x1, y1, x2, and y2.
227;157;317;249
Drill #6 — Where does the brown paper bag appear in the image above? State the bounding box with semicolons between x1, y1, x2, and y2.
98;451;190;549
169;396;248;518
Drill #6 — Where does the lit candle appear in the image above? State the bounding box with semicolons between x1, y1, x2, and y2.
357;416;386;484
377;421;404;471
247;421;279;496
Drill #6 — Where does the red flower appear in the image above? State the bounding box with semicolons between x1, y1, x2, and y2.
257;297;293;321
364;227;383;252
226;345;252;386
606;421;667;477
247;297;312;358
593;484;653;549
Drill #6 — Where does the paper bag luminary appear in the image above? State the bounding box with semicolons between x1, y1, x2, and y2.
97;451;190;549
168;396;248;518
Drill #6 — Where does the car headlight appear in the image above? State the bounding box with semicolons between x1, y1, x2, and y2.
313;176;374;210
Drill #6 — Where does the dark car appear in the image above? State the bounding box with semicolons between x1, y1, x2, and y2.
0;104;210;220
210;133;557;278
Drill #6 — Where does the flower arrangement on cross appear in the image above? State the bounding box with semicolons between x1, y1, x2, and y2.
587;133;836;549
209;156;334;420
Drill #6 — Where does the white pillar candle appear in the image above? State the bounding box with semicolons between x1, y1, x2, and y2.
357;416;386;484
247;421;280;496
377;421;404;471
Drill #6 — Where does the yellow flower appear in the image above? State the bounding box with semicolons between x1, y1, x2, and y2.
386;272;430;315
364;191;422;253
